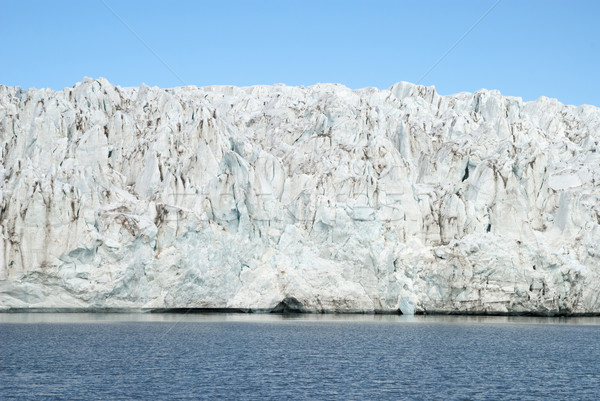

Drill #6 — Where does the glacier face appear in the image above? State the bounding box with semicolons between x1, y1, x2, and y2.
1;77;599;315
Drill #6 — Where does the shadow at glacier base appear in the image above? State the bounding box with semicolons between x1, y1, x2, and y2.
0;307;402;315
2;308;600;317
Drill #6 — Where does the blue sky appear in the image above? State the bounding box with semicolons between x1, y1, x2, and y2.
1;0;598;106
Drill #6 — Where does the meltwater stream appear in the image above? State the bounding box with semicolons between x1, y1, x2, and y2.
1;314;599;400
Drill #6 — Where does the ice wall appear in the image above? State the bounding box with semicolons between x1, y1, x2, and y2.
1;78;599;315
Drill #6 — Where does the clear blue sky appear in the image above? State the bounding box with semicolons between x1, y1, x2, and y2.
1;0;598;106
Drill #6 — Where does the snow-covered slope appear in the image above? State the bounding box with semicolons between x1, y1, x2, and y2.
1;78;599;315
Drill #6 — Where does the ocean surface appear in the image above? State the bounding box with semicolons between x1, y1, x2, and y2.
1;313;599;400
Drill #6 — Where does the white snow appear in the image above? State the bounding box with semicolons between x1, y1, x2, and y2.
0;77;599;315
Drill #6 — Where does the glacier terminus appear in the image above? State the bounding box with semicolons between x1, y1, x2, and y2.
1;78;599;315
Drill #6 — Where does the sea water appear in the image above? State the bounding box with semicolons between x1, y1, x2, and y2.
1;314;599;400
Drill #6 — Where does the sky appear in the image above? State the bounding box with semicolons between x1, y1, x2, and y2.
1;0;599;106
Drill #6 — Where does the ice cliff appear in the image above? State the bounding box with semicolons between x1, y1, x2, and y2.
1;77;599;315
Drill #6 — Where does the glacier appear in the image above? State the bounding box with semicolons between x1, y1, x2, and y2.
1;77;599;315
